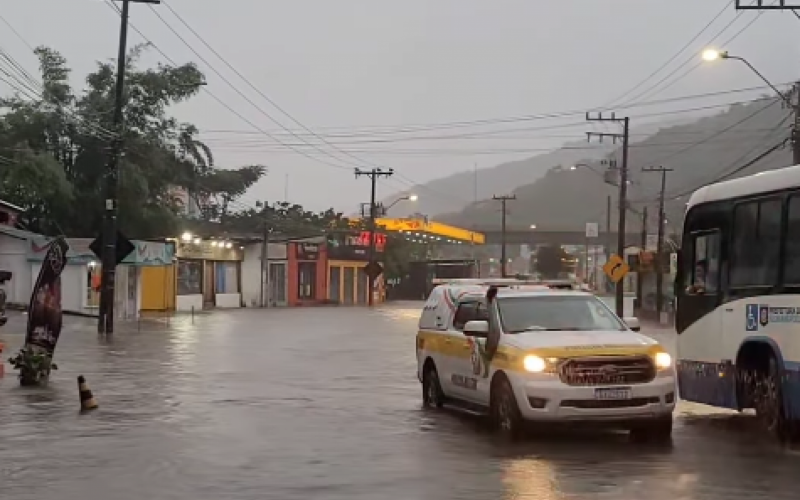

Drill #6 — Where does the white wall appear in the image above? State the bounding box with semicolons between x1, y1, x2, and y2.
176;294;203;312
0;235;31;305
216;293;241;308
241;242;287;308
114;265;141;319
30;262;84;312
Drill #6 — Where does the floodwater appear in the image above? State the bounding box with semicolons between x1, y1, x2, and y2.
0;304;798;500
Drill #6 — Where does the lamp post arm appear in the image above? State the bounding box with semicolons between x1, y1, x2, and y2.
728;55;791;106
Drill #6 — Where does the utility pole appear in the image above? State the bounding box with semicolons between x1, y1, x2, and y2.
471;163;478;263
98;0;161;334
605;195;612;257
792;82;800;165
260;220;273;308
587;113;630;317
493;194;516;278
605;194;612;293
638;206;648;315
355;168;394;306
643;166;674;322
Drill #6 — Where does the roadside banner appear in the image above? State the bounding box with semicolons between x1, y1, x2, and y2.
25;237;69;354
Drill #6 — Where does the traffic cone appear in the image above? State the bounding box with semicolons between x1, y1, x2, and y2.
78;375;98;411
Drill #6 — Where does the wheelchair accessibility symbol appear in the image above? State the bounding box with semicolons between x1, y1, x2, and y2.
746;304;759;331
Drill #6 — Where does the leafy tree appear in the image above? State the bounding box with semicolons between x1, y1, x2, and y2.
535;245;570;279
0;45;264;237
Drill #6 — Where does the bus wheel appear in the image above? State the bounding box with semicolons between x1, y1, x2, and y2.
754;357;792;441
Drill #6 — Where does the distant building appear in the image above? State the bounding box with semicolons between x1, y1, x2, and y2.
0;199;22;227
169;186;203;219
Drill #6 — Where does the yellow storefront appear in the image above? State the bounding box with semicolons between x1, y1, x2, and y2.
140;266;176;311
136;240;177;311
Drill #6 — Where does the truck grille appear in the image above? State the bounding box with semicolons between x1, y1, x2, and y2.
558;356;655;386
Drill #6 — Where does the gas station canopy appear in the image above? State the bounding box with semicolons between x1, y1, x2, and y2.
374;218;485;245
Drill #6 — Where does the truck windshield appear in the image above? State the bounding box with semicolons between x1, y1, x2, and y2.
498;295;626;333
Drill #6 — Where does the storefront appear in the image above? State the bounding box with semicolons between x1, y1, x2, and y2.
287;238;327;306
21;236;174;318
175;240;243;311
133;241;176;312
240;241;289;307
325;231;385;305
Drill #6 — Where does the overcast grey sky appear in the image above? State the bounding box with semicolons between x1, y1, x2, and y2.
2;0;800;212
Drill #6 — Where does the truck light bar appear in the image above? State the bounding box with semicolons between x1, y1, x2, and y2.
431;278;580;289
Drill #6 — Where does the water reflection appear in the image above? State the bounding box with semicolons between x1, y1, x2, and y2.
1;308;800;500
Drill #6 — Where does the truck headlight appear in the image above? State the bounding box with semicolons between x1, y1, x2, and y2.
654;352;672;370
523;355;547;373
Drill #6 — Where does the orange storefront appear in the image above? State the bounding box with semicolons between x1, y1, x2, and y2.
325;231;385;305
287;239;328;306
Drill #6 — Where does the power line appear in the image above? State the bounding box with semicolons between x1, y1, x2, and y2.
132;2;429;198
619;0;767;106
153;2;470;202
648;97;782;166
122;3;354;174
160;1;383;172
668;139;788;201
0;13;35;52
195;96;781;147
601;0;732;108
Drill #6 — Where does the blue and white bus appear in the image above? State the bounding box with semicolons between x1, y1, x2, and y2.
676;164;800;441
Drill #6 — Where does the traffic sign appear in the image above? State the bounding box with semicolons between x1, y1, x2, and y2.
602;254;629;283
585;222;599;238
89;231;135;266
363;261;384;280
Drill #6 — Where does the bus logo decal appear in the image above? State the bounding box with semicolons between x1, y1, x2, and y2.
759;306;770;327
746;304;759;331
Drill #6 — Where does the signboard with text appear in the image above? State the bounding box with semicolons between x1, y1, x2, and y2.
295;242;321;261
175;242;242;261
326;231;385;261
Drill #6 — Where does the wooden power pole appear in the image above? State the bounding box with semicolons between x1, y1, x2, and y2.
493;194;516;278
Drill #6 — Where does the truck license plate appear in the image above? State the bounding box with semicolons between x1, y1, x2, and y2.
594;388;632;400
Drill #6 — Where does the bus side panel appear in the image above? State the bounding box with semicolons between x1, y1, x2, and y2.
677;304;738;410
726;295;800;420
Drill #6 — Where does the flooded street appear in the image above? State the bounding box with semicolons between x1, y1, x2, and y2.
1;303;799;500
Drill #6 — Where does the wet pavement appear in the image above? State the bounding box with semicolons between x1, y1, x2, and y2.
0;303;799;500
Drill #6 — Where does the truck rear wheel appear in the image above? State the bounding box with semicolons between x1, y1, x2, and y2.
422;364;445;408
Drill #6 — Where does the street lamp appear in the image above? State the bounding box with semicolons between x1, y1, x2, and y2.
701;49;791;105
701;48;722;62
383;194;418;212
557;163;605;176
529;224;537;229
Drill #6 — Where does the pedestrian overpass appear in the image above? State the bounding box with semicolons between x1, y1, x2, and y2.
479;228;642;246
